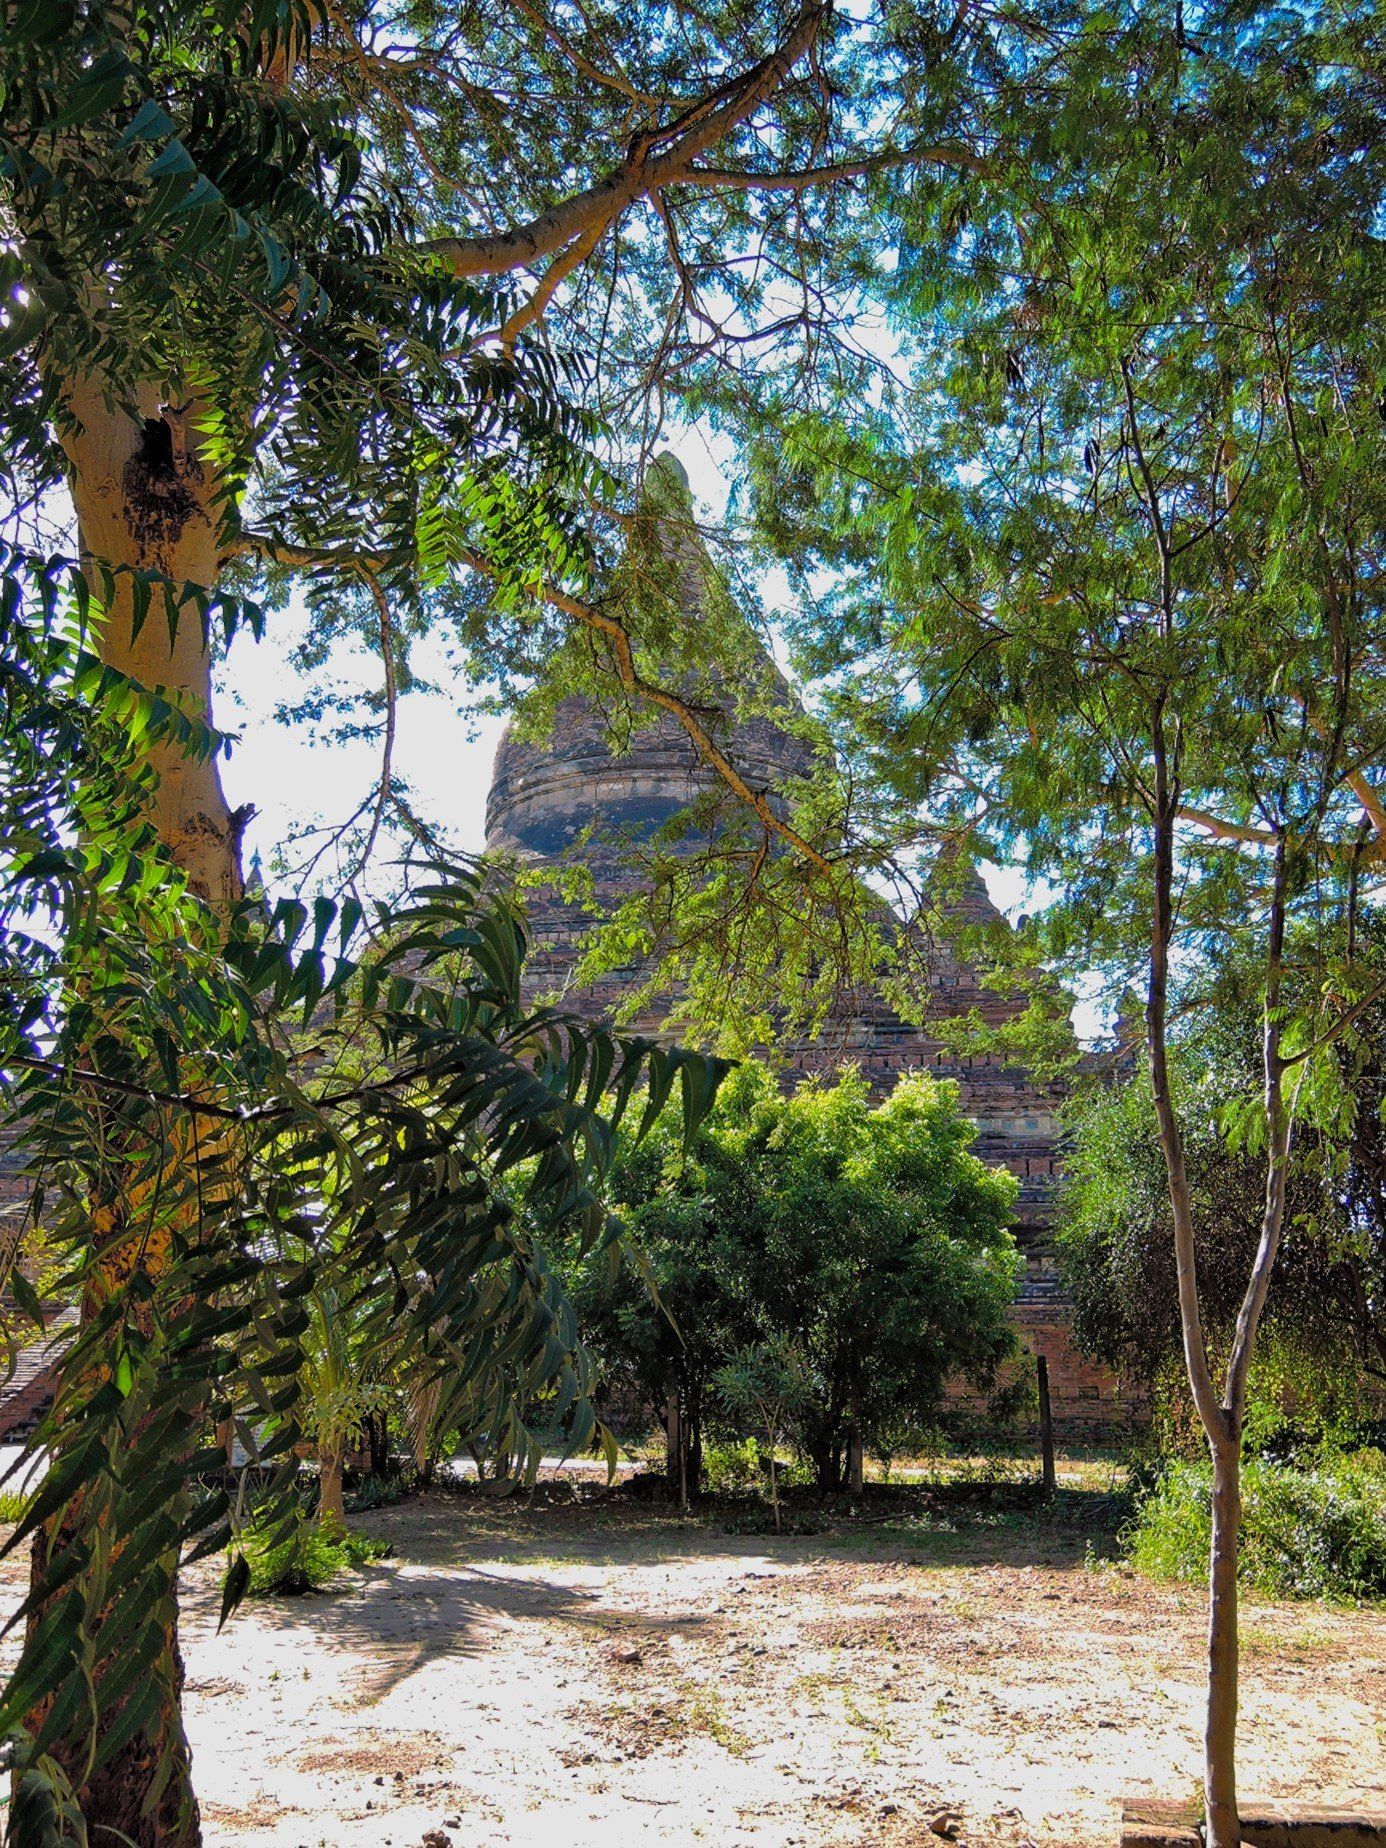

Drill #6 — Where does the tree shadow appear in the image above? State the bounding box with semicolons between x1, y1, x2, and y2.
189;1494;729;1702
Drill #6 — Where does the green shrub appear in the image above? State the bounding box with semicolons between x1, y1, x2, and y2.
1127;1452;1386;1600
350;1467;418;1513
239;1508;391;1596
703;1437;765;1494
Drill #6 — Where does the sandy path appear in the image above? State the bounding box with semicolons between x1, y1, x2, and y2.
4;1487;1382;1847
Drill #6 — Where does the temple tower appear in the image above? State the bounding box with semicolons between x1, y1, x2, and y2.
483;466;1131;1436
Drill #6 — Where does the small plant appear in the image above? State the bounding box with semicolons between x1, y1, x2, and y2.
713;1338;810;1532
350;1466;419;1513
1127;1452;1386;1600
236;1505;391;1597
703;1437;765;1495
0;1489;32;1524
679;1682;750;1756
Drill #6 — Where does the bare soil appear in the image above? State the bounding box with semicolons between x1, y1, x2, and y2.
9;1474;1385;1848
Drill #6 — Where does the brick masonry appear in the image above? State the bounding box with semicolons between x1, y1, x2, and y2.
485;680;1141;1441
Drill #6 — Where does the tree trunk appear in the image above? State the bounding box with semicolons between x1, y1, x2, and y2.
319;1441;347;1532
22;379;243;1846
1037;1354;1056;1497
665;1391;682;1493
686;1384;703;1498
847;1423;864;1495
366;1410;390;1480
63;378;243;906
815;1443;841;1493
1205;1436;1242;1848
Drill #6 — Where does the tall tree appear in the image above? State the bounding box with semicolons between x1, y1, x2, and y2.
742;6;1386;1839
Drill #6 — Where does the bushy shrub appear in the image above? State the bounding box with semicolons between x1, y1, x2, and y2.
239;1508;391;1596
574;1063;1020;1495
350;1467;418;1513
1127;1452;1386;1600
703;1438;766;1494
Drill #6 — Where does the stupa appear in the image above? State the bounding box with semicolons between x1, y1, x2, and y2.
484;464;1130;1436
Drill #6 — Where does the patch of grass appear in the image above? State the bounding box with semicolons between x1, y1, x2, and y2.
842;1691;892;1740
1240;1620;1335;1655
0;1488;32;1523
1127;1452;1386;1601
238;1509;391;1596
676;1681;751;1756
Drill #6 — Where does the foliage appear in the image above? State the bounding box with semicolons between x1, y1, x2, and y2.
738;8;1386;1830
1;0;597;576
701;1438;770;1497
1058;924;1386;1402
713;1336;810;1528
576;1062;1019;1492
1127;1452;1386;1603
0;825;722;1825
297;1290;393;1454
1058;1060;1365;1395
239;1503;390;1598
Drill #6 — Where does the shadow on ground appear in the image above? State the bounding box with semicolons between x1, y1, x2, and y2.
338;1478;1131;1577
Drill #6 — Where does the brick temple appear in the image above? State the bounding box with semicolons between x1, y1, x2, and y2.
485;662;1134;1440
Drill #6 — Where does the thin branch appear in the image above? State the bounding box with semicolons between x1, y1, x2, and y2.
355;567;399;875
234;528;838;880
425;2;827;279
684;143;983;191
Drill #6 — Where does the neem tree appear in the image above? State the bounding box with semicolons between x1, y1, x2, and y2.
744;7;1386;1839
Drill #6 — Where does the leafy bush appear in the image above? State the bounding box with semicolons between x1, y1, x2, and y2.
574;1063;1019;1494
703;1438;766;1494
350;1467;419;1513
239;1510;391;1597
1127;1452;1386;1600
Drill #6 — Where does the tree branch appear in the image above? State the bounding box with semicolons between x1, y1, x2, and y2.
233;529;838;880
683;142;983;191
425;1;827;280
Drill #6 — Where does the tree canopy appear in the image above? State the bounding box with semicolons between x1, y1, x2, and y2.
576;1062;1018;1492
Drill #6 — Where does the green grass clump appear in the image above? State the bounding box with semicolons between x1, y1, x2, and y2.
1127;1450;1386;1600
240;1509;390;1596
703;1438;765;1494
0;1488;31;1523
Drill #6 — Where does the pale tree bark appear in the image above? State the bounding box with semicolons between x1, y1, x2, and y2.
23;374;246;1847
318;1440;347;1531
1147;718;1295;1848
62;375;244;908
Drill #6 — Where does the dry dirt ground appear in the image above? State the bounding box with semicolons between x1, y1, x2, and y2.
9;1474;1385;1848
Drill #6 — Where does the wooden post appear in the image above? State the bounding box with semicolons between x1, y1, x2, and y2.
665;1391;681;1493
1037;1354;1056;1496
